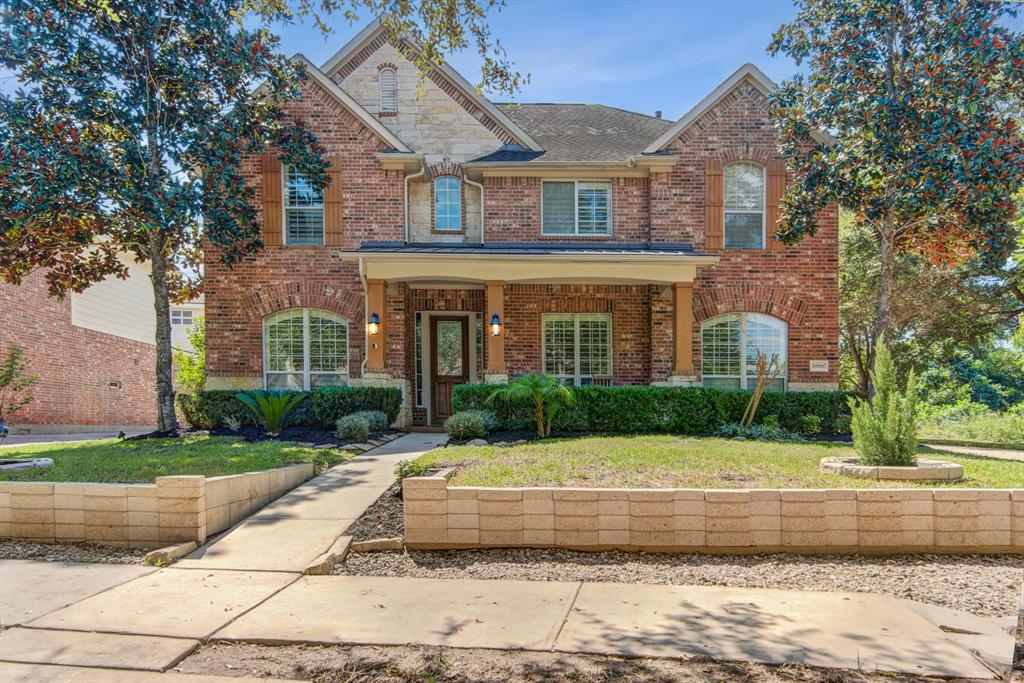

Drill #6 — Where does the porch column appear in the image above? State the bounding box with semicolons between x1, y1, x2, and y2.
366;278;387;372
485;280;507;383
672;281;695;379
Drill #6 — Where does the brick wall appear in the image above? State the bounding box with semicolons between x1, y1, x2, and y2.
0;272;156;429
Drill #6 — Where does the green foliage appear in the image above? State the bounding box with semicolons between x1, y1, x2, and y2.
235;390;307;436
849;346;918;466
715;422;804;442
761;414;780;430
798;414;822;435
445;410;498;441
176;391;255;430
834;413;852;434
0;345;39;424
174;316;206;394
336;414;370;442
918;403;1024;446
394;458;432;483
454;384;852;436
309;387;401;429
486;374;576;438
346;410;388;433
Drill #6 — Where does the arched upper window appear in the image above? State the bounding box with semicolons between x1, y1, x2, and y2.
434;176;462;231
263;309;348;390
379;67;397;113
701;312;786;390
724;162;765;249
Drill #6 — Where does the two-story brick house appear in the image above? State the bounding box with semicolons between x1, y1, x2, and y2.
204;19;839;427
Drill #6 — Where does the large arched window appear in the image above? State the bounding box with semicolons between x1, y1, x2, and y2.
263;309;349;390
434;176;462;231
701;312;786;390
724;162;765;249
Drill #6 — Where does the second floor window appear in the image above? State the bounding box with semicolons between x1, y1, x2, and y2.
434;176;462;231
171;309;193;326
542;181;611;236
285;166;324;245
724;162;765;249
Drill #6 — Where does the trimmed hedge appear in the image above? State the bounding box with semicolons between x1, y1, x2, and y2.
451;384;852;435
177;386;402;430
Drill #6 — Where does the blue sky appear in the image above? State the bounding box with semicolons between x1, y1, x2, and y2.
271;0;807;120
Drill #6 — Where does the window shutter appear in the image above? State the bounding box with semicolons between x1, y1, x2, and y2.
704;158;724;250
767;159;786;251
261;153;283;246
324;154;344;246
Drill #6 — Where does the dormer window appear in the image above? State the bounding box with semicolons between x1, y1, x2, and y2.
379;67;397;113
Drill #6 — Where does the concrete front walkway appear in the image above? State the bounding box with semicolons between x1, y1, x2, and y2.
175;432;447;572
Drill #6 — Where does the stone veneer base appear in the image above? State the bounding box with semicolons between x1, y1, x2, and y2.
402;469;1024;554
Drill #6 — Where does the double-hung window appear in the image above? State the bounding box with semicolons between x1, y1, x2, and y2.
264;309;348;390
171;309;193;326
701;312;786;390
434;176;462;231
284;166;324;245
542;313;612;385
724;162;765;249
541;181;611;236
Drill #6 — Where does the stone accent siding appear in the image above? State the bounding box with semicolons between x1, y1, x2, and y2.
0;271;156;429
404;473;1024;553
0;464;313;548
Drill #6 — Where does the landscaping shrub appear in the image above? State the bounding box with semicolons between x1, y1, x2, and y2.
715;421;803;441
850;345;918;466
176;390;254;429
798;414;822;434
486;374;576;438
309;386;401;428
235;390;307;435
445;410;497;440
834;413;852;434
453;383;851;436
395;458;432;482
336;414;371;442
346;410;388;432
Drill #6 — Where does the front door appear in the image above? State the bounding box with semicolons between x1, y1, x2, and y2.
430;316;469;425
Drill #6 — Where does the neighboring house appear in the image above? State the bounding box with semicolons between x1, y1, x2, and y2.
0;257;204;432
204;19;839;427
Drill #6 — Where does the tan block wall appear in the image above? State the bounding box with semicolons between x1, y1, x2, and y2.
0;463;314;549
403;473;1024;553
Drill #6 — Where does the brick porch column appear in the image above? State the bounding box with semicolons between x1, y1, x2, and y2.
485;280;507;383
366;278;387;372
672;282;695;381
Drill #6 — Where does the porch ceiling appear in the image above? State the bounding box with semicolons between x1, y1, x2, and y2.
341;244;719;285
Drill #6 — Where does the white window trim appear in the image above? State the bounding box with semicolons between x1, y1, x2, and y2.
723;162;766;250
282;165;325;247
263;308;349;391
541;312;613;386
433;175;463;232
540;180;613;237
379;67;397;113
700;312;787;390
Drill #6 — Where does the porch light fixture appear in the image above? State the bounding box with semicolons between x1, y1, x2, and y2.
367;312;380;336
490;313;502;336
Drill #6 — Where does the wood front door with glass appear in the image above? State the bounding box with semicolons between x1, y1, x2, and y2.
430;316;469;424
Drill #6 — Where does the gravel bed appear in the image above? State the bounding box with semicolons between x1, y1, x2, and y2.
338;548;1022;617
0;540;146;564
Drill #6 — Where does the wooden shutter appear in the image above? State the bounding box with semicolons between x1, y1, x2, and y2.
766;159;787;251
261;153;283;246
324;154;344;246
704;158;724;250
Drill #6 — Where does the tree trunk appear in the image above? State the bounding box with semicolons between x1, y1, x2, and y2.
875;216;896;348
149;232;178;434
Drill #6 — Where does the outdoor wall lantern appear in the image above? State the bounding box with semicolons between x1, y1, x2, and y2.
367;312;381;336
490;313;502;336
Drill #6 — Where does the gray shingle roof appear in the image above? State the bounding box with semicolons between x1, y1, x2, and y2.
493;103;674;162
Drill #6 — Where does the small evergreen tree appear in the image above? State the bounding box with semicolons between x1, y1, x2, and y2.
849;345;919;466
174;316;205;395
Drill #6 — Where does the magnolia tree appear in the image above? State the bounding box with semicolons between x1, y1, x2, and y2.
0;0;522;434
768;0;1024;352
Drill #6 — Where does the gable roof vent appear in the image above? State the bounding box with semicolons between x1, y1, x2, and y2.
379;66;397;113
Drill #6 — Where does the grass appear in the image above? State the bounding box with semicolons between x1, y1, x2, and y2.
0;435;352;483
414;435;1024;489
918;411;1024;449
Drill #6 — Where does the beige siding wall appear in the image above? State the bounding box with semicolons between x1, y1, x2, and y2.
71;257;156;345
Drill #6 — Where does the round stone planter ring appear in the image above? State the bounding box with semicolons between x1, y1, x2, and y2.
819;456;963;482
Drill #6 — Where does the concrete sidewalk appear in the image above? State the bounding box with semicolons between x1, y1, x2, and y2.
174;432;447;572
922;442;1024;462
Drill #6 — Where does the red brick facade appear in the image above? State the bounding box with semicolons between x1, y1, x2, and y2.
203;55;839;426
0;273;157;429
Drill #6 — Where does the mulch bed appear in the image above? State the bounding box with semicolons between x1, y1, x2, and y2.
344;485;405;542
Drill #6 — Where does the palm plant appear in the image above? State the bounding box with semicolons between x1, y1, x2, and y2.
486;374;575;438
234;390;307;436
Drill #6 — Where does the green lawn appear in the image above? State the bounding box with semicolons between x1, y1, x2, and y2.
0;436;351;483
414;435;1024;489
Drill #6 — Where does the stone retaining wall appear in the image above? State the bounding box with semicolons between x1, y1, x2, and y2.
0;463;314;548
403;471;1024;553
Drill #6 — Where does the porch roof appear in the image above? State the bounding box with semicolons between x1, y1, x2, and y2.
339;242;719;285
